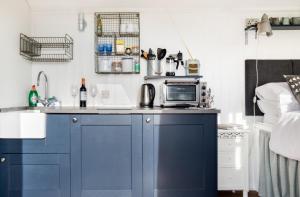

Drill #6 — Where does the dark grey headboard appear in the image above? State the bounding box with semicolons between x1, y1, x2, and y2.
245;60;300;116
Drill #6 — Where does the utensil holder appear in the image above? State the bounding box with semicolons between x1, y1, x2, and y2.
147;60;162;76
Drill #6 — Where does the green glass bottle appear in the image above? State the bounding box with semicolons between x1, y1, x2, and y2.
28;85;39;107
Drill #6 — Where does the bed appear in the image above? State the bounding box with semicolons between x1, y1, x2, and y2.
245;60;300;197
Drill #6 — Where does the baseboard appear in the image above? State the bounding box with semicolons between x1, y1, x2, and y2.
218;190;259;197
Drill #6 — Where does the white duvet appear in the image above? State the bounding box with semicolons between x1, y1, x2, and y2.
269;111;300;161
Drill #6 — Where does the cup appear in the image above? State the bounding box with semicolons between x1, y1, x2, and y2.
269;17;281;26
282;17;290;26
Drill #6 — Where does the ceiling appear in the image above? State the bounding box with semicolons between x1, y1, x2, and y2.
27;0;300;10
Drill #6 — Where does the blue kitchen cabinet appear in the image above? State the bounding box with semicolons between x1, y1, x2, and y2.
70;115;143;197
0;114;71;197
143;114;218;197
0;154;70;197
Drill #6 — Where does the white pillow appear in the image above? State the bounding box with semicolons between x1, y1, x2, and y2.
257;100;300;115
255;82;298;105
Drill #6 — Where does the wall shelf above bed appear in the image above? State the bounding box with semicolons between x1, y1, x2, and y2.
245;25;300;31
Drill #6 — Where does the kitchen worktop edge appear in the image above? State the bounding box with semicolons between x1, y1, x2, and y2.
39;107;221;114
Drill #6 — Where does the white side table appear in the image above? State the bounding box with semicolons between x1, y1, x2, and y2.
218;129;249;197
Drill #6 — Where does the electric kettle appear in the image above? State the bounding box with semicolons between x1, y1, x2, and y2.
140;83;155;107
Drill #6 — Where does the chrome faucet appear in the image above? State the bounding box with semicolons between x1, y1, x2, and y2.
36;71;58;107
37;71;48;100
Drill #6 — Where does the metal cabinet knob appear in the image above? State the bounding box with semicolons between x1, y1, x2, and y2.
0;157;5;163
146;118;151;123
72;117;78;123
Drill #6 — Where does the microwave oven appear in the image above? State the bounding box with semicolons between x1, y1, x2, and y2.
160;80;200;107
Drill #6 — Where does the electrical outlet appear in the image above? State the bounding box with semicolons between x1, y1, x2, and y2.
245;18;259;28
101;90;110;99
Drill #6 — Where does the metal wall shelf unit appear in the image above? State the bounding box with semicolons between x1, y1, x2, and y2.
95;12;140;74
144;75;203;80
20;34;73;62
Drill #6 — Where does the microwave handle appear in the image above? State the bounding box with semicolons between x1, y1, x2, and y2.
164;80;199;84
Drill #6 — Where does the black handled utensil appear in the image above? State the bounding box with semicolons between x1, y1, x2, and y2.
157;48;167;60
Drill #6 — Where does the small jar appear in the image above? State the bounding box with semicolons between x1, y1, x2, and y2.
112;61;122;72
116;40;125;55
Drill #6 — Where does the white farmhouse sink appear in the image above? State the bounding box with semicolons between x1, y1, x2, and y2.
0;110;46;139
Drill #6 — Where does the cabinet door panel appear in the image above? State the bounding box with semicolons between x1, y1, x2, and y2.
71;115;142;197
143;114;217;197
81;125;132;190
154;125;205;190
0;154;70;197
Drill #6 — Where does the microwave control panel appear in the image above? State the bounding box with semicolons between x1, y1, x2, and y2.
200;82;209;108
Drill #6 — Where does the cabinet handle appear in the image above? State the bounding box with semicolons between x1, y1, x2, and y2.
0;157;5;163
72;117;78;123
146;118;151;123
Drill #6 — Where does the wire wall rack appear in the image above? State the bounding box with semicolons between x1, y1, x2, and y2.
20;34;73;62
94;12;140;74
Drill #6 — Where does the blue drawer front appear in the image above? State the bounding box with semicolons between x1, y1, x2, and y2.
0;115;70;154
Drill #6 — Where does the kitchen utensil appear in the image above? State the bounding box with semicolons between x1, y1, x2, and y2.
282;17;290;25
147;60;162;76
186;59;200;75
140;83;155;108
141;50;148;60
165;56;176;76
269;17;281;26
167;51;184;74
291;17;300;25
157;48;167;60
122;57;134;72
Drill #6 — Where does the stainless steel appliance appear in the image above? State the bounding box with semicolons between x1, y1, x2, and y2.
161;80;200;107
140;83;155;107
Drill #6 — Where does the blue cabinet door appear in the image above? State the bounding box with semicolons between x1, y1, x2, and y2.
71;115;142;197
0;115;70;154
143;114;218;197
0;154;70;197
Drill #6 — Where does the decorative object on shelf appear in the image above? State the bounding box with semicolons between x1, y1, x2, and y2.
244;13;272;45
291;17;300;25
186;58;200;76
282;17;291;26
95;12;140;74
269;17;281;26
78;12;87;32
20;34;73;62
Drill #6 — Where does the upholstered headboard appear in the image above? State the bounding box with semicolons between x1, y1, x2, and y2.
245;60;300;116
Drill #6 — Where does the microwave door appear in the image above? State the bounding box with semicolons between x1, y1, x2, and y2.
166;85;197;102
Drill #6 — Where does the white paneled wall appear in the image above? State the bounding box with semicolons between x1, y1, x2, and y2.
0;0;32;108
31;9;300;124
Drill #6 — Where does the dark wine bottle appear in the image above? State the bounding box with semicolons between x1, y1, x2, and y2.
80;78;87;107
